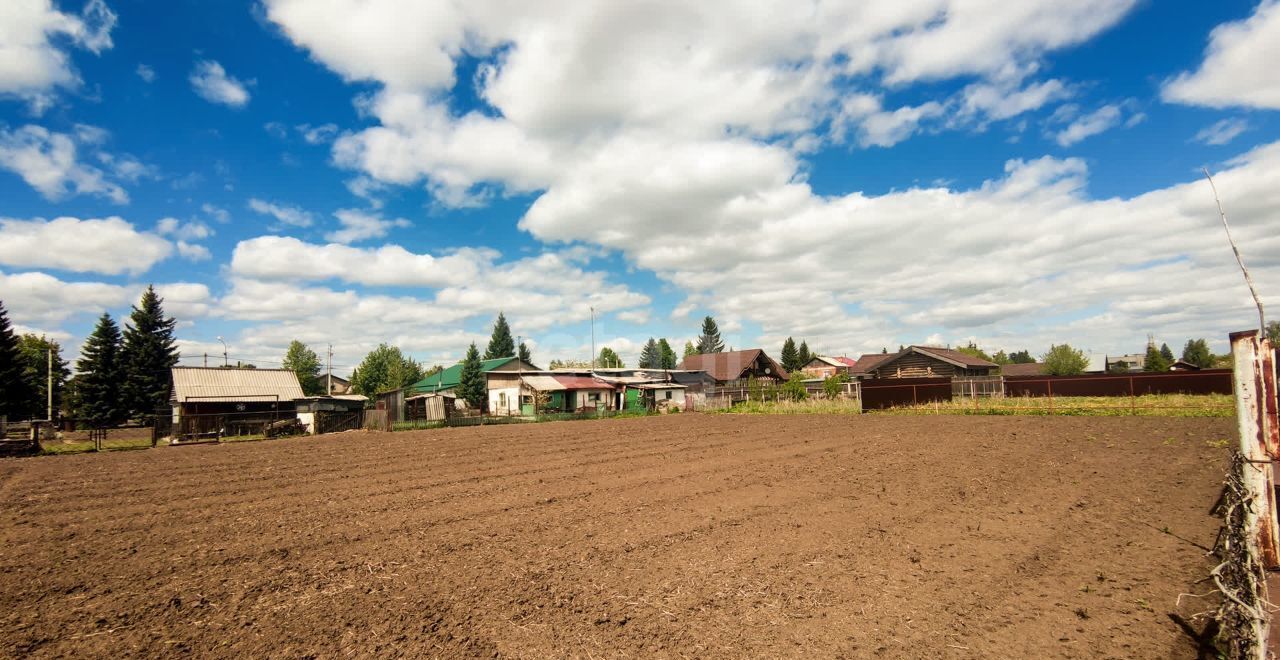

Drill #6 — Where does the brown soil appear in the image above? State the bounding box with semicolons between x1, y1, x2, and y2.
0;415;1230;658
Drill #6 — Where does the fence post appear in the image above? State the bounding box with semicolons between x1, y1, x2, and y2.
1047;379;1054;415
1128;376;1135;416
1230;330;1280;570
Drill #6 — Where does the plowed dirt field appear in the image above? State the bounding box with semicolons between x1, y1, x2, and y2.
0;414;1231;658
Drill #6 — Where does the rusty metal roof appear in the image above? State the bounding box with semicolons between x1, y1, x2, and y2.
171;367;305;403
998;362;1044;376
910;346;999;368
849;353;894;374
552;375;614;390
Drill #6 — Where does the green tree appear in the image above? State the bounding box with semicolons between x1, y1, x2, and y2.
1181;339;1214;369
658;338;677;369
957;341;992;362
797;340;812;368
1008;350;1034;364
696;316;724;354
484;312;516;360
351;344;424;395
1267;320;1280;345
283;340;324;396
638;338;660;368
990;349;1011;365
780;337;799;372
779;372;808;401
549;358;591;369
77;313;126;427
822;373;849;399
683;341;697;358
458;342;487;410
0;301;29;419
597;347;623;368
518;341;532;364
1144;343;1170;372
119;285;180;419
1041;344;1089;376
17;335;69;420
1159;342;1174;363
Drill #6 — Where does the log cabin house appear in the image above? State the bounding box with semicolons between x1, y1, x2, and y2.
861;346;999;379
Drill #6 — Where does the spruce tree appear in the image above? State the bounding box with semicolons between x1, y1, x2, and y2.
484;312;516;360
798;340;812;367
458;342;487;410
780;337;799;372
639;338;660;368
696;316;724;354
0;301;30;419
518;341;532;364
18;335;69;420
77;313;126;428
1144;343;1170;372
1159;342;1174;363
120;286;179;419
658;338;677;369
282;340;324;396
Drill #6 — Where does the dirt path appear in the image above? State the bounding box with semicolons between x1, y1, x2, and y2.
0;415;1230;658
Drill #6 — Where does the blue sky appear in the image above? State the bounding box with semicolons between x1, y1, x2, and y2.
2;0;1279;374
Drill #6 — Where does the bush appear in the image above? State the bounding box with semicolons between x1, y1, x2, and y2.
779;373;808;401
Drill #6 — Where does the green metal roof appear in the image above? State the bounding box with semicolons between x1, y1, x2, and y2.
408;357;520;393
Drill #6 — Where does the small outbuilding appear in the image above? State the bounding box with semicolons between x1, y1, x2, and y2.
170;367;305;438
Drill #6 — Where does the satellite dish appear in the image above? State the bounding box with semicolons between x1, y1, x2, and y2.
764;368;771;374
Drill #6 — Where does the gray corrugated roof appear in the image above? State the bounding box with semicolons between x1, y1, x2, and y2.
171;367;305;403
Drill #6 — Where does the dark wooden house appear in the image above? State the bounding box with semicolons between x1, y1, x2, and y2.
863;346;999;379
678;349;787;386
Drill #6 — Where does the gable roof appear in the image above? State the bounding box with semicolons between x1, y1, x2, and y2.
874;346;999;372
999;362;1044;376
805;356;856;369
171;367;305;403
678;349;787;382
849;353;895;374
409;357;522;393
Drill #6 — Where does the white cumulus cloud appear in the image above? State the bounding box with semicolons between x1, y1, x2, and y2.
0;124;128;202
189;59;251;107
1163;1;1280;109
0;216;171;275
0;0;117;112
247;198;313;227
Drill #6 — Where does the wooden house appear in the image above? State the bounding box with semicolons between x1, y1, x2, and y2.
800;356;857;379
169;367;305;438
862;346;999;379
678;349;787;386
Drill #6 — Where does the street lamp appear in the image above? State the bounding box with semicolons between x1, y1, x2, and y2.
216;336;228;367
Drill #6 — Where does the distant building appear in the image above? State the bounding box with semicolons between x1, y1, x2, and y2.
860;346;999;379
999;362;1044;377
321;373;352;395
1106;354;1146;372
800;356;857;379
678;349;787;385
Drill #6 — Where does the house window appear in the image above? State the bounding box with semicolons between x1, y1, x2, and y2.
665;391;673;400
498;392;507;407
589;392;601;402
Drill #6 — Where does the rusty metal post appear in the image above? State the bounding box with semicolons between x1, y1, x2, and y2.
1047;379;1054;415
1230;329;1280;569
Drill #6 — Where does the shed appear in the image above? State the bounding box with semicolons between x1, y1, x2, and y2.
169;367;305;437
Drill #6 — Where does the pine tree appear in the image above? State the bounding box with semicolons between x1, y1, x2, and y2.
0;301;31;419
696;316;724;354
658;338;677;369
458;343;487;410
598;347;623;368
484;312;516;360
283;340;324;396
780;337;799;372
1159;342;1174;363
1144;342;1170;372
639;338;660;368
797;340;812;368
120;286;179;419
17;335;69;420
77;313;126;428
518;341;532;364
1181;339;1214;369
683;341;697;358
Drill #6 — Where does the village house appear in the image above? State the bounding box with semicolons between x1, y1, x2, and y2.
407;356;540;413
678;349;787;386
858;346;999;379
800;355;857;379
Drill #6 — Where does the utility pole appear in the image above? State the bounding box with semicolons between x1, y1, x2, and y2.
203;352;208;368
217;336;228;367
327;344;333;395
590;306;596;371
47;348;53;422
